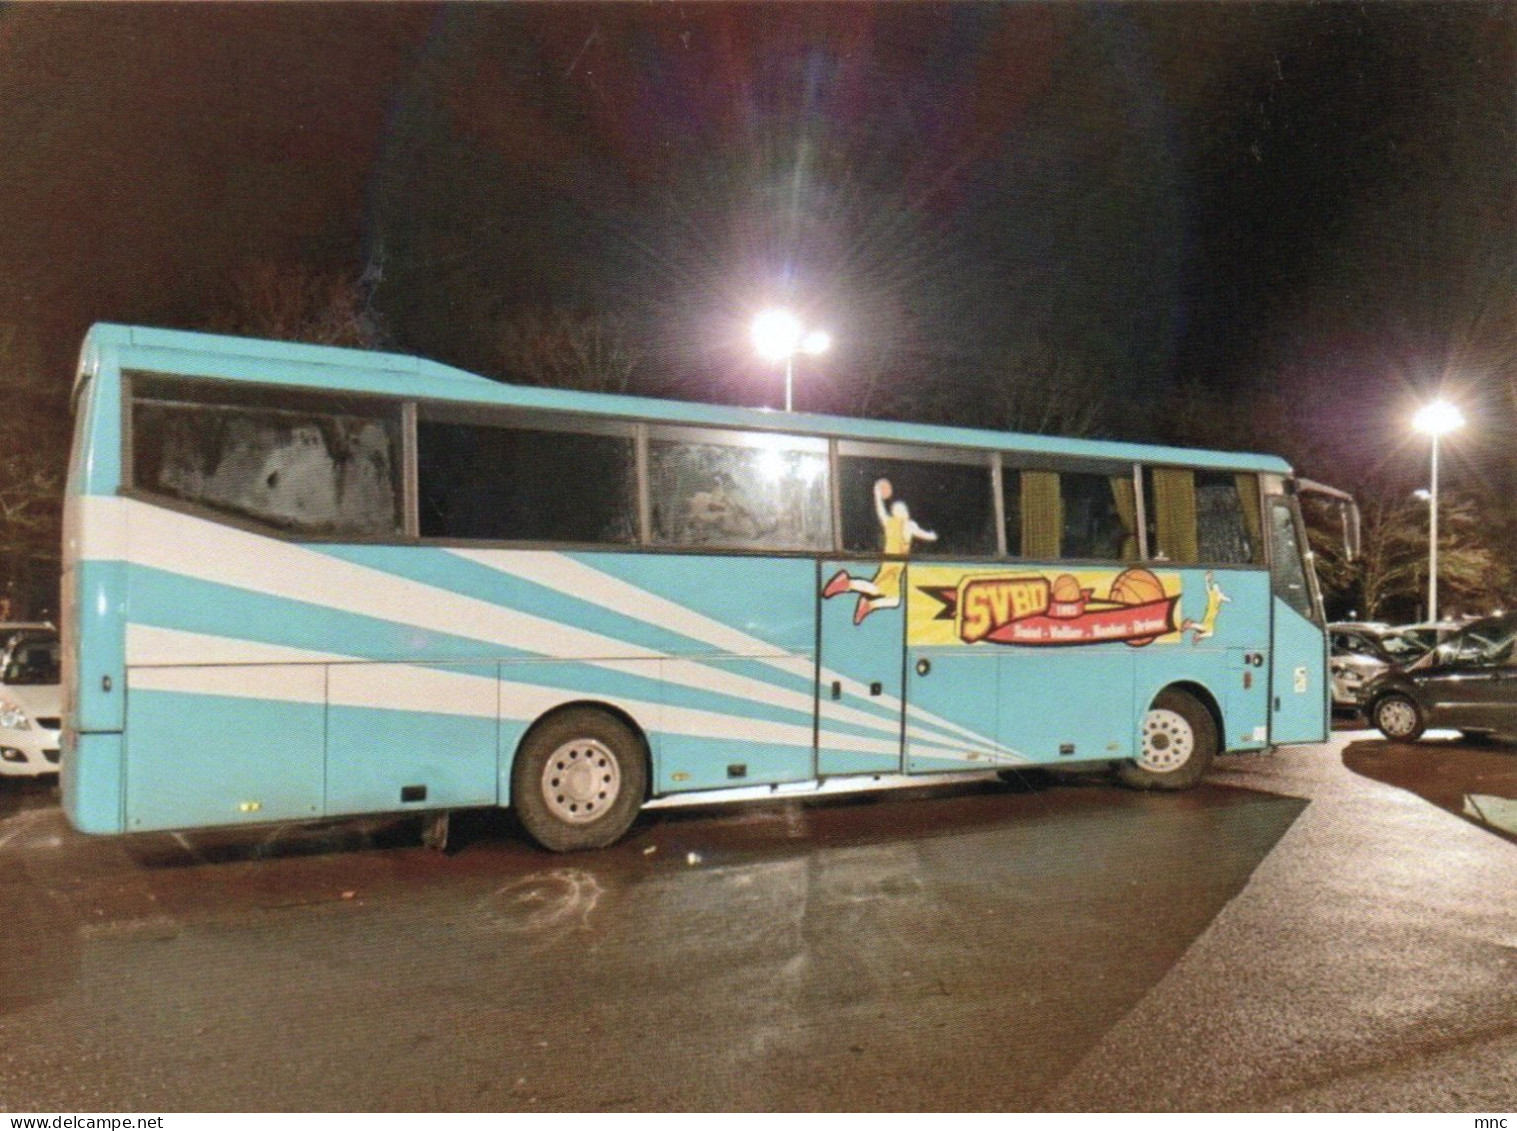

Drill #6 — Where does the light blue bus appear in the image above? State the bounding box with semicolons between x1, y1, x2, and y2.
62;324;1354;851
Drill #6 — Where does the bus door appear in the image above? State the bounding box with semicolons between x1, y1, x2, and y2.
1267;495;1328;744
904;564;1140;770
902;563;1017;773
816;558;905;776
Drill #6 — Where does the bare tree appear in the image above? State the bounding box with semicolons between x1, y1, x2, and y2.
845;352;954;424
1424;495;1515;618
1342;491;1427;621
0;322;66;615
1315;481;1513;622
988;338;1109;438
0;452;61;571
492;308;646;395
205;260;382;349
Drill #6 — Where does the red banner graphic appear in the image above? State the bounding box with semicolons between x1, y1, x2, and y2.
977;596;1180;647
921;567;1182;648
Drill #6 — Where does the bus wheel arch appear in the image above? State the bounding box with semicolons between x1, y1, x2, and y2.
510;703;651;852
1118;683;1220;791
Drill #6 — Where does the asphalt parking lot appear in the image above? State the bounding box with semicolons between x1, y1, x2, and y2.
0;727;1513;1112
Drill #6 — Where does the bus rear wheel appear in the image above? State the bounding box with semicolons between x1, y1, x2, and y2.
512;708;648;852
1118;689;1217;791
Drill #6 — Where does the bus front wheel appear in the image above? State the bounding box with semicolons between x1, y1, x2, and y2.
511;708;648;852
1118;689;1217;791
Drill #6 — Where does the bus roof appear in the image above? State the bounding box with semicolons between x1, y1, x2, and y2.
82;322;1293;474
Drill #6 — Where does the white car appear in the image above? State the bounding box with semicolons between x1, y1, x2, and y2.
1329;625;1394;712
0;632;61;778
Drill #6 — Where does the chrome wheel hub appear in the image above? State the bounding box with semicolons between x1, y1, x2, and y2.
1139;708;1194;773
542;738;621;825
1378;699;1417;738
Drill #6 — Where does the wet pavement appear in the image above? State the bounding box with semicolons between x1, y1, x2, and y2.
0;728;1513;1112
1342;732;1517;847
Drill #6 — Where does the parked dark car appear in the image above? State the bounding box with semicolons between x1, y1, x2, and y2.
1363;613;1517;742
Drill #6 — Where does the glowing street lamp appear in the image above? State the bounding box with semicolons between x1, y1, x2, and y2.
1412;399;1465;624
800;329;831;357
752;309;830;412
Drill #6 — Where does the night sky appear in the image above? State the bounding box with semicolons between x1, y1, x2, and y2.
0;2;1512;495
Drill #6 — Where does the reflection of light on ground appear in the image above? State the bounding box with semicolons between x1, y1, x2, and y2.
1462;794;1517;838
0;807;63;850
479;868;605;938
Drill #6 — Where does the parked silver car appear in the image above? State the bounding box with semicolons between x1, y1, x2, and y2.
1328;623;1431;713
1330;627;1389;712
0;630;61;778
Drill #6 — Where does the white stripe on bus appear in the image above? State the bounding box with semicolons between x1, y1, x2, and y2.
452;546;1014;757
104;500;1011;758
124;625;906;756
120;500;667;662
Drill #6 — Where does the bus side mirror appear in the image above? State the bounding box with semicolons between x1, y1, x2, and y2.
1294;478;1360;563
1340;499;1361;563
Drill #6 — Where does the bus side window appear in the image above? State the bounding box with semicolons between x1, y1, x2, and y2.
1002;467;1023;556
1144;468;1261;566
838;454;994;558
417;419;638;545
1002;464;1136;562
1197;471;1261;563
1268;498;1316;620
1061;471;1137;561
648;432;831;552
1145;468;1198;564
131;376;403;539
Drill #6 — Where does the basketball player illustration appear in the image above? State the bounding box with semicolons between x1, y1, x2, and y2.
1180;570;1231;644
822;478;937;624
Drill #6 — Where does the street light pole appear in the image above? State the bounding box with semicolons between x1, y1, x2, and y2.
752;309;830;413
1412;399;1465;626
1428;430;1440;624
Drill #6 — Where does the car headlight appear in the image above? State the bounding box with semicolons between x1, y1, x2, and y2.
1340;669;1365;686
0;699;31;730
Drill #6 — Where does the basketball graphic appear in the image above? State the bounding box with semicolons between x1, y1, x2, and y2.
1110;567;1164;605
1110;568;1168;646
1051;573;1083;604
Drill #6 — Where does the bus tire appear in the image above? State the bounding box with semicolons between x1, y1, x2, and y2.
1371;693;1425;743
512;708;648;852
1118;689;1217;791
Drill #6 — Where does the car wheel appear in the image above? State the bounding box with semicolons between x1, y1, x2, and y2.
1371;693;1426;743
1117;689;1217;791
511;708;648;852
